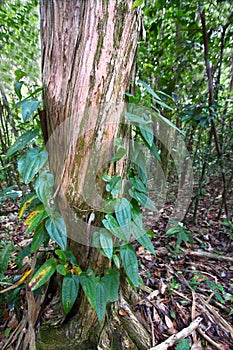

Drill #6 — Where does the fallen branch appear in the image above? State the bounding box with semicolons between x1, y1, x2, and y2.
185;249;233;262
148;317;202;350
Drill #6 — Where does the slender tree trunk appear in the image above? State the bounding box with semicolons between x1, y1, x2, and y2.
40;1;151;348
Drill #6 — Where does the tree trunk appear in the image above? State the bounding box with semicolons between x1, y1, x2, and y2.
39;1;151;349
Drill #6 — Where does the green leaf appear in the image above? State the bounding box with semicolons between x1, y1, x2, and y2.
56;264;67;276
149;143;161;162
55;249;67;264
131;222;155;255
0;244;11;274
125;112;152;125
14;81;23;100
30;224;46;253
120;244;138;287
138;80;161;100
129;176;147;194
106;176;122;195
113;254;120;269
28;258;56;291
165;226;181;236
129;190;157;211
152;112;184;135
100;229;113;259
17;99;41;122
45;212;67;250
0;185;22;203
114;197;131;228
153;99;173;111
96;281;107;323
93;231;101;249
177;230;193;246
6;129;39;157
176;338;190;350
80;269;96;309
103;269;120;302
131;0;143;10
14;69;26;81
139;124;154;147
62;275;79;314
114;198;131;242
35;171;54;206
111;147;126;163
102;215;126;241
18;148;48;184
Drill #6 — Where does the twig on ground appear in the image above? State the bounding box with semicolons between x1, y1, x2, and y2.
185;249;233;262
197;326;227;350
148;317;202;350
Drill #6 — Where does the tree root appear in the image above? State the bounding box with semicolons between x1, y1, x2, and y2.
37;286;151;350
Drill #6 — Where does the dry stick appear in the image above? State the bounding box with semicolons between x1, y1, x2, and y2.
191;290;198;343
185;249;233;262
148;317;202;350
147;308;155;347
197;327;226;350
2;318;27;350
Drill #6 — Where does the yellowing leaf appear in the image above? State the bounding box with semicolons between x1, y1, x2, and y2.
28;258;56;291
24;210;40;225
18;268;33;284
19;194;36;218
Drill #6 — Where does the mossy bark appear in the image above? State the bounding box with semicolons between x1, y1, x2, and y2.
39;1;151;348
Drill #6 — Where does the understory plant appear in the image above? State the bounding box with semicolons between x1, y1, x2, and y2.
2;74;180;323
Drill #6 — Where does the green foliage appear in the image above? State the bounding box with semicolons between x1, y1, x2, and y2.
205;280;225;304
99;229;113;259
0;244;12;275
0;0;40;90
131;0;143;11
6;129;39;157
114;197;131;235
30;224;46;253
120;244;139;288
4;0;233;328
18;148;48;184
166;224;193;248
16;99;41;122
45;212;67;250
62;275;79;314
35;171;54;207
0;186;22;203
102;214;126;241
131;221;155;255
80;269;97;309
28;258;56;291
176;339;190;350
96;280;106;323
105;175;122;195
102;269;120;302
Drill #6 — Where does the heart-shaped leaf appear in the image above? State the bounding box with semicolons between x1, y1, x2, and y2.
45;212;67;250
62;275;79;314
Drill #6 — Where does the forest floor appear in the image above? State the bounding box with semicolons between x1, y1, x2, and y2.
0;180;232;350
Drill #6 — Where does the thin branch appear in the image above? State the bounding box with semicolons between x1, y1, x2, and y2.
185;249;233;262
148;317;202;350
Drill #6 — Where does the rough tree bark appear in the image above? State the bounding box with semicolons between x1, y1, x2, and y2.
39;1;151;349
